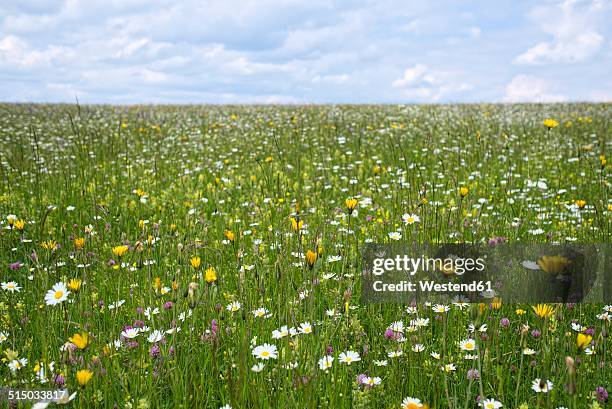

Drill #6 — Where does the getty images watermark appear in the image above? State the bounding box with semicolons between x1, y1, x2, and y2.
361;244;610;304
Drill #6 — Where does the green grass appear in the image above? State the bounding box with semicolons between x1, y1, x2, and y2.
0;103;610;408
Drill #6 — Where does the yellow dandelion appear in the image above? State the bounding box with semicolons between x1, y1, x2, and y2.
533;304;554;319
112;245;129;257
76;369;93;386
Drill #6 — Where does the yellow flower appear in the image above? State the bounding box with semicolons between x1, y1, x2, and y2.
74;237;85;250
345;198;358;213
533;304;554;319
190;256;201;269
305;250;317;269
205;266;217;284
600;155;607;169
537;255;572;274
224;230;235;242
76;369;93;386
459;187;469;198
515;308;526;315
576;333;592;349
112;245;129;257
543;118;559;129
67;278;82;292
153;277;161;290
608;204;612;212
491;297;502;310
41;240;58;251
290;217;303;232
372;165;381;174
575;200;586;209
69;332;89;349
14;219;25;231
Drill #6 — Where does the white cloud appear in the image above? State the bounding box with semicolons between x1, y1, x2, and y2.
515;0;607;64
503;75;567;102
392;64;430;88
392;64;470;101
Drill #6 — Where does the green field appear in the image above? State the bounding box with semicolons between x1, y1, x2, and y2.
0;103;610;408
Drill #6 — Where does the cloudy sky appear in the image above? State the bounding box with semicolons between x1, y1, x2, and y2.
0;0;610;103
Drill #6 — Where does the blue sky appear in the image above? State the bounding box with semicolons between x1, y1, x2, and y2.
0;0;610;103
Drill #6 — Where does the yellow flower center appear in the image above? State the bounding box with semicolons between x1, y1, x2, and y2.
54;290;64;299
261;351;270;357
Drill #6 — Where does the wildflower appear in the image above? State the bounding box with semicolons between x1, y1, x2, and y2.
252;343;278;360
543;118;559;129
577;333;592;349
76;369;93;386
594;386;608;402
251;362;265;372
290;217;303;232
443;363;456;372
8;358;28;372
305;250;317;269
402;397;425;409
481;399;503;409
68;333;89;349
67;278;82;292
74;237;85;250
298;322;313;334
226;301;241;312
600;155;607;169
190;256;201;269
112;245;128;257
14;219;25;230
252;308;270;318
147;330;164;343
121;328;140;339
318;355;334;370
345;198;358;214
41;240;58;251
467;369;480;380
388;231;402;240
44;282;70;306
402;213;420;224
432;304;450;313
459;339;477;351
459;187;469;198
338;350;361;365
537;255;571;274
575;200;586;209
224;230;235;242
1;281;21;292
532;378;553;393
532;304;554;319
361;376;382;387
204;266;217;284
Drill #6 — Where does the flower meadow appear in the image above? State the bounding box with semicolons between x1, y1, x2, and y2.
0;103;610;408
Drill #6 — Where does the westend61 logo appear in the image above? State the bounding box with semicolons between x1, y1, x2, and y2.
361;244;610;304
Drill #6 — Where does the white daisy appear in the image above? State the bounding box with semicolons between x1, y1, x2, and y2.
298;322;313;334
338;350;361;365
459;338;477;351
252;343;278;360
226;301;241;313
402;213;420;224
318;355;334;370
44;282;70;306
481;398;503;408
121;328;140;339
1;281;21;292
